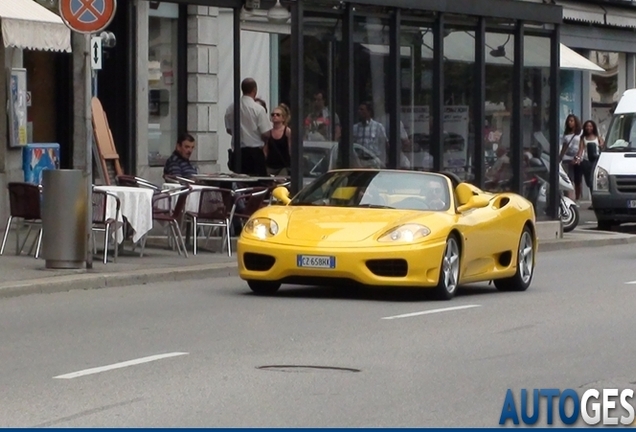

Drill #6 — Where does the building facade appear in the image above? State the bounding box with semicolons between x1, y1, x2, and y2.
8;0;627;231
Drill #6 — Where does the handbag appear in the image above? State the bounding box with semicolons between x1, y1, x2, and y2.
587;141;600;162
227;148;235;171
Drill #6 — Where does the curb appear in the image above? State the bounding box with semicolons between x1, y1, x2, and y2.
538;234;636;252
0;262;238;299
1;234;634;299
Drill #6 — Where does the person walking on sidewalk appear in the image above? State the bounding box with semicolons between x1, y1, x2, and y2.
224;78;272;176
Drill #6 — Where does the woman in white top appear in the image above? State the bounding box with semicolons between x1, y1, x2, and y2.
578;120;605;209
559;114;583;200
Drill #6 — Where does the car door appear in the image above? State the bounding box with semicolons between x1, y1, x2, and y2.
455;195;502;279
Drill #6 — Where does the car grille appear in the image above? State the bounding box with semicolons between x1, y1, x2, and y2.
614;175;636;193
243;253;275;271
366;259;408;277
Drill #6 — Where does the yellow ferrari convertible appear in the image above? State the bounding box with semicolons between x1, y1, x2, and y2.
237;169;537;300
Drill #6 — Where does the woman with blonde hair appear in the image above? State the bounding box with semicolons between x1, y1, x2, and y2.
264;103;292;176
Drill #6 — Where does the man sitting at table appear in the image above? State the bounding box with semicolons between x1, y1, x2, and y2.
163;133;198;178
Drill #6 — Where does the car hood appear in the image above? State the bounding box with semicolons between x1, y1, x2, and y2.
598;152;636;175
282;206;450;242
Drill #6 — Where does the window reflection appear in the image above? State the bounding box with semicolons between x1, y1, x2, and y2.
401;21;434;171
483;30;514;193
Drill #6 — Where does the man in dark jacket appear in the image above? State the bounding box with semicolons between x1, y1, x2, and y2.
163;133;198;178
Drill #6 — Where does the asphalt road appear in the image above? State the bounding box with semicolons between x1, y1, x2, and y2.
1;243;636;427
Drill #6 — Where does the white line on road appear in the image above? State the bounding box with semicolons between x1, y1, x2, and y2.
625;281;636;285
53;352;189;379
381;304;481;320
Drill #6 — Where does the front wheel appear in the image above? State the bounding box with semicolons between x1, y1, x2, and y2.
433;235;461;300
561;201;579;232
247;280;281;295
495;227;534;292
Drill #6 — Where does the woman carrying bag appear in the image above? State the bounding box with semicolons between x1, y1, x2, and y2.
578;120;605;209
559;114;583;201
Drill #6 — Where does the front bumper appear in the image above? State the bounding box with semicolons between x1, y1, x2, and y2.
237;237;447;287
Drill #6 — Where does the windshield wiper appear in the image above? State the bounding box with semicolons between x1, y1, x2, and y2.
354;204;396;209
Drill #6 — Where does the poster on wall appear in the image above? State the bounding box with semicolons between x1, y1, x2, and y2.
7;68;28;148
401;105;470;178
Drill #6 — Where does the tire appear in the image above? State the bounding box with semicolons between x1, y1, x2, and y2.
494;227;534;292
561;203;579;233
433;235;461;300
247;280;281;295
597;220;614;231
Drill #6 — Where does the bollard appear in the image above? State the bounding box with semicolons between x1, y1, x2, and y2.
41;170;87;269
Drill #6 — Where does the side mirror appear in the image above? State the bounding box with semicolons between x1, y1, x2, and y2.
457;195;490;213
272;186;291;205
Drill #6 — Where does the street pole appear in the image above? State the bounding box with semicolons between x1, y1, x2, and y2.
85;33;94;270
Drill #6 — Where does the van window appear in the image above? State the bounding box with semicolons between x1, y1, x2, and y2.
605;113;636;152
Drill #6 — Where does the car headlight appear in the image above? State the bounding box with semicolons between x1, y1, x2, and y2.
595;166;609;192
244;218;279;239
378;224;431;242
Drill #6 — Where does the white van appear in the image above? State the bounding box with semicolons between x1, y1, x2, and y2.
592;89;636;230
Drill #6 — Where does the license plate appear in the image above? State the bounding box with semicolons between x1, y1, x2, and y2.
628;200;636;208
297;255;336;269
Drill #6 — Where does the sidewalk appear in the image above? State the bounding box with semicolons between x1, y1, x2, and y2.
0;226;634;299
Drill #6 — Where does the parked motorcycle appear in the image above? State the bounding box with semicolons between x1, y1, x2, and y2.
530;132;580;232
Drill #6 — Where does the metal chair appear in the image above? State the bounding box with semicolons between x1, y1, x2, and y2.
1;183;43;258
184;186;234;256
143;185;192;257
91;188;121;264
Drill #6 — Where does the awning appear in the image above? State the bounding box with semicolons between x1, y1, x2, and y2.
362;32;605;72
604;6;636;28
0;0;71;53
554;0;605;25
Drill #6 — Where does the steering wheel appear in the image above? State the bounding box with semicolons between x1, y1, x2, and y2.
396;197;431;210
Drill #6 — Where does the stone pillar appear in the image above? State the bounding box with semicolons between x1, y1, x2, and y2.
187;6;220;173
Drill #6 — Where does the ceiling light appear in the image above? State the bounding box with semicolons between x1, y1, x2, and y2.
267;0;290;24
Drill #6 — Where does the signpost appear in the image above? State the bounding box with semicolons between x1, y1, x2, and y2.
59;0;117;269
90;36;102;70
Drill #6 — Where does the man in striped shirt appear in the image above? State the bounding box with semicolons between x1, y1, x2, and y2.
163;133;198;178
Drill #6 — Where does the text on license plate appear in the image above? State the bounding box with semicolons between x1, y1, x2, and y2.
628;200;636;208
297;255;336;269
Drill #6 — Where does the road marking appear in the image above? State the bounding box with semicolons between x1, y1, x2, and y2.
625;281;636;285
381;304;481;320
53;352;189;379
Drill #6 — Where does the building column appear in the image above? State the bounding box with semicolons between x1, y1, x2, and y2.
187;6;220;173
627;53;636;90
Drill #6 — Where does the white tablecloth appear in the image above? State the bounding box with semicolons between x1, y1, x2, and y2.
94;185;154;244
161;183;208;214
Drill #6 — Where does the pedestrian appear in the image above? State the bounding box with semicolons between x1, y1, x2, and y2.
559;114;583;201
224;78;272;176
264;104;292;176
579;120;605;209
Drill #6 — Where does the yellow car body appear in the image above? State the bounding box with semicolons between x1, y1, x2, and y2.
237;169;537;299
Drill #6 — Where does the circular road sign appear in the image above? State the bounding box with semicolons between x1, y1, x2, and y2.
59;0;117;34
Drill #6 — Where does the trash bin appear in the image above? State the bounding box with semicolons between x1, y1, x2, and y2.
41;170;87;269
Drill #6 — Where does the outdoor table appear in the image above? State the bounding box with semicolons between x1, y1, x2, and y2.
94;185;154;244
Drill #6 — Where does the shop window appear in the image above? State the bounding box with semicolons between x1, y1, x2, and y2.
483;29;514;194
148;3;180;167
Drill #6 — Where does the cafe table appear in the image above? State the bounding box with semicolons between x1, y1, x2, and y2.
94;185;154;244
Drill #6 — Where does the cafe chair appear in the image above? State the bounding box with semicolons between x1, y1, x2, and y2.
143;185;192;257
116;175;162;193
184;186;234;256
163;174;195;185
230;186;269;227
1;182;43;258
91;188;121;264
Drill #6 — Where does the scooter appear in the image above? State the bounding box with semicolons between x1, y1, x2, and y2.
530;132;580;232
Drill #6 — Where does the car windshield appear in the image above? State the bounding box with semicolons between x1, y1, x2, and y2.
290;170;451;211
604;113;636;152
